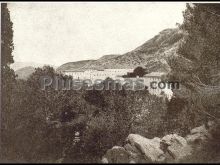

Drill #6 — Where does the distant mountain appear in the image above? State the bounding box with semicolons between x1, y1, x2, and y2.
10;62;57;71
58;28;184;73
15;66;35;80
56;60;95;72
12;62;58;80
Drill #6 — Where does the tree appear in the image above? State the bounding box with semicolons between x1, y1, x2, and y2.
123;66;147;78
133;66;146;77
1;3;14;66
167;3;220;135
178;4;220;86
1;3;17;161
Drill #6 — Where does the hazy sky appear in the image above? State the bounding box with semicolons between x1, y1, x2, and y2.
9;2;186;66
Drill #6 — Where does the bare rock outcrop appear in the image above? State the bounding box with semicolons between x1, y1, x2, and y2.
186;124;212;145
161;134;192;162
102;122;216;163
102;134;191;163
102;146;129;163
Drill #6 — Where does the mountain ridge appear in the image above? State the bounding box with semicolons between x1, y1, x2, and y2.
57;28;184;73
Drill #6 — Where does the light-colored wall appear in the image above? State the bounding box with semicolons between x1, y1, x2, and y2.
63;69;173;99
64;69;133;80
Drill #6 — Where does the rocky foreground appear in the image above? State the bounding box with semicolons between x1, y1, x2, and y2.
102;121;218;163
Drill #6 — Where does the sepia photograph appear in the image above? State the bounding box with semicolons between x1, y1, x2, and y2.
1;1;220;163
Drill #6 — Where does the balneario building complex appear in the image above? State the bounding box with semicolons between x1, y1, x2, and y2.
62;68;173;99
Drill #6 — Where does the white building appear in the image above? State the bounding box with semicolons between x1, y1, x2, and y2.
62;69;173;99
143;72;173;99
63;68;134;81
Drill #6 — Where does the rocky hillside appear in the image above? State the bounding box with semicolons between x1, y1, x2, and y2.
58;28;184;73
81;54;120;70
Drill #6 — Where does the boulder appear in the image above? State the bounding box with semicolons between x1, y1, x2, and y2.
102;146;130;163
126;134;165;163
161;134;192;162
124;143;147;163
55;158;64;163
186;125;211;145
